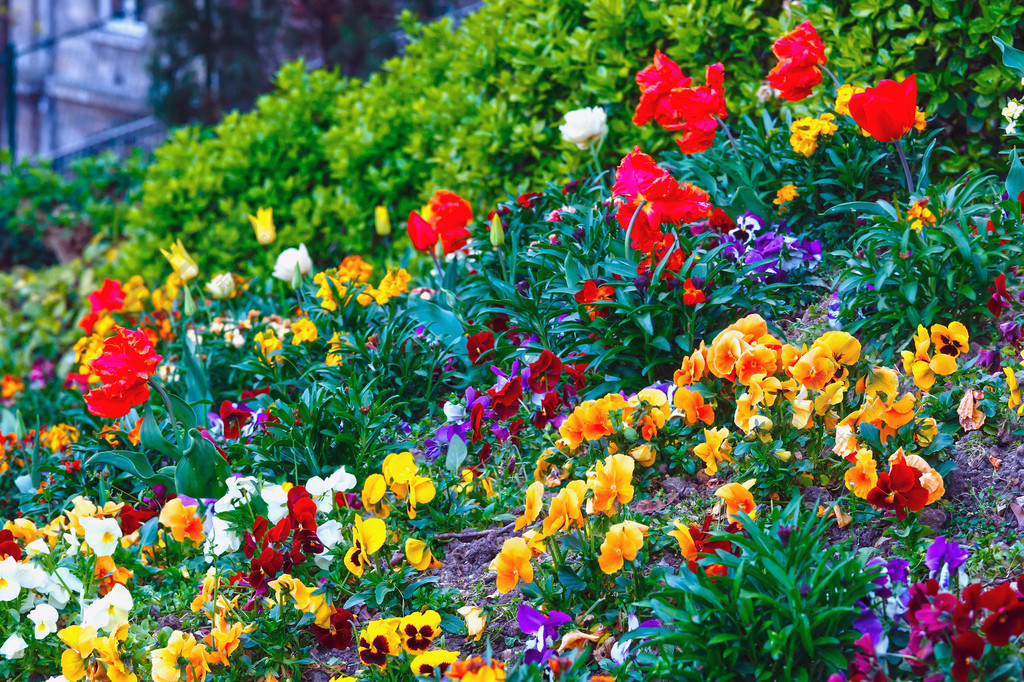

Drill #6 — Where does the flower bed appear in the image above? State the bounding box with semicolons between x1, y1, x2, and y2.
2;18;1024;682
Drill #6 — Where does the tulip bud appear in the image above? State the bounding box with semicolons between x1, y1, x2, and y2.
775;449;792;462
183;284;196;317
374;205;391;236
489;213;504;248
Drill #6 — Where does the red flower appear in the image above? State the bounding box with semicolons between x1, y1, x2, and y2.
574;280;616;320
84;326;163;419
466;330;495;365
287;487;318;531
407;211;439;253
517;192;542;209
988;273;1013;317
637;233;686;279
313;608;355;650
118;505;157;535
633;52;727;154
767;21;827;101
950;631;985;682
613;147;711;252
470;402;486;443
848;75;918;143
410;189;473;255
709;207;735;233
0;529;21;560
864;461;929;520
89;278;126;313
219;401;252;440
528;350;563;393
488;376;523;421
978;581;1024;646
682;278;706;306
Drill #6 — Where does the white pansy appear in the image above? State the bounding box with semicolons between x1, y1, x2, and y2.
272;244;312;283
0;556;22;601
443;401;466;422
316;520;345;550
25;538;50;557
82;583;132;634
204;517;241;557
79;517;122;557
261;484;290;523
43;567;81;609
0;633;27;659
559;106;608;150
323;466;356;493
28;603;59;639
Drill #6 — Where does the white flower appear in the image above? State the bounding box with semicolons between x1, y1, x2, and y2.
28;603;59;639
25;539;50;557
272;244;312;283
443;401;467;422
316;520;345;551
0;556;22;601
1002;100;1024;121
14;474;35;494
306;467;356;513
204;517;240;557
42;567;81;609
1009;123;1018;136
261;484;290;523
82;583;132;634
559;106;608;150
206;273;236;300
79;517;122;557
0;633;27;659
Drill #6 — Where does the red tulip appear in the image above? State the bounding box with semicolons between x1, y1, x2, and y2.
407;211;439;252
84;326;162;419
848;75;918;143
767;21;827;101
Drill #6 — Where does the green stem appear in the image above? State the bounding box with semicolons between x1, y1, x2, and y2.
713;115;738;151
148;377;184;446
894;140;915;195
819;64;842;90
623;200;648;262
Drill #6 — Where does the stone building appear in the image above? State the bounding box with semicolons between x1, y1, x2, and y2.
3;0;158;162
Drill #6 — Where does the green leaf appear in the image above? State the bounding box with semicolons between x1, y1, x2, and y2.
445;435;468;475
1007;148;1024;200
994;36;1024;78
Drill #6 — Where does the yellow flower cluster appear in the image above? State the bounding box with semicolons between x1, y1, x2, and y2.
907;198;936;231
789;113;838;156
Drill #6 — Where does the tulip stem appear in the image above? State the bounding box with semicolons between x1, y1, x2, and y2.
894;140;915;195
819;64;842;90
148;377;184;446
713;115;738;151
624;200;648;261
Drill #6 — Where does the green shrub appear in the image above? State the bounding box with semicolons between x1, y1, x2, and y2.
120;0;1024;282
0;151;143;267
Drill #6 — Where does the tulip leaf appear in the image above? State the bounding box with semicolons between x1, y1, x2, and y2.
181;337;211;428
1007;148;1024;200
140;403;179;458
994;36;1024;78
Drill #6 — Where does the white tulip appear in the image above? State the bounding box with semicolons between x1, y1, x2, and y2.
0;633;27;659
272;244;312;283
79;517;122;557
205;273;236;300
28;603;59;639
559;106;608;150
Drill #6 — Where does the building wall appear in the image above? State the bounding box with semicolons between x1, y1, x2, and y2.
8;0;154;160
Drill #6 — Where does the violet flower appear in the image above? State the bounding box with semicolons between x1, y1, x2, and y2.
925;536;968;588
517;603;571;665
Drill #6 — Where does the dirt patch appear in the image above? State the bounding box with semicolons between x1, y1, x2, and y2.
945;433;1024;540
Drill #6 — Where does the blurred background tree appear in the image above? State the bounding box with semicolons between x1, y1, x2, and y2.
149;0;476;126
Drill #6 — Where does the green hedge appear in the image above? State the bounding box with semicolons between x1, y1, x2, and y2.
119;0;1024;281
